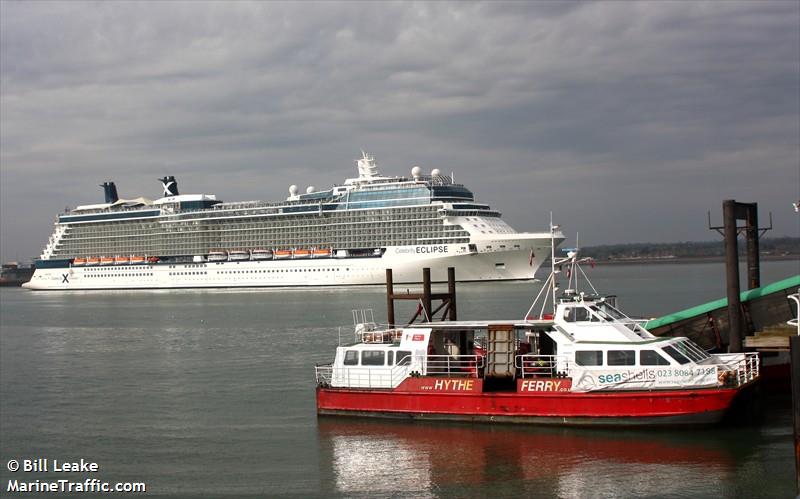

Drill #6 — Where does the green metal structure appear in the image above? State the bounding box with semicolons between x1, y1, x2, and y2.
646;275;800;350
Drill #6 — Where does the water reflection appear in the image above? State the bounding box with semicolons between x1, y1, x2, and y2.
318;418;747;497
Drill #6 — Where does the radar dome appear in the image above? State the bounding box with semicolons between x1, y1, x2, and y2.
306;186;316;194
289;185;299;196
411;166;422;178
431;168;441;177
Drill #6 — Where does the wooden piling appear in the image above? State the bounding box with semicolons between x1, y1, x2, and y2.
791;335;800;495
386;269;395;327
422;268;432;322
723;200;743;353
447;267;457;321
745;204;760;289
385;267;457;325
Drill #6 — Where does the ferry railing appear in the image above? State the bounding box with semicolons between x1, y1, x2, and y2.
391;363;414;386
357;328;404;344
423;355;484;377
317;363;415;389
515;354;568;378
714;352;760;387
333;323;399;347
315;363;333;386
317;355;487;389
737;352;760;386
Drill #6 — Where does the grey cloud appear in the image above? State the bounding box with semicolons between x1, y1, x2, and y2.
1;1;798;262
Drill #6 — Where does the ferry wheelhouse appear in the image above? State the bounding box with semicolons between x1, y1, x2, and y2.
24;152;560;290
315;230;760;426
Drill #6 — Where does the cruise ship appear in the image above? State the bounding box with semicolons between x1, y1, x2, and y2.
24;152;563;290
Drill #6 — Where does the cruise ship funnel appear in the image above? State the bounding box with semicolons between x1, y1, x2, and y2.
159;176;179;197
101;181;119;204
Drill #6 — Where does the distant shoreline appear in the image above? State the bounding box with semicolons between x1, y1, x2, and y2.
592;254;799;266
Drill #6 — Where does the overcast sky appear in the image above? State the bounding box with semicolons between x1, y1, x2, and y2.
1;1;798;262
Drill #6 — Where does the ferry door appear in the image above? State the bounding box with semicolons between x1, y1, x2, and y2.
485;325;516;379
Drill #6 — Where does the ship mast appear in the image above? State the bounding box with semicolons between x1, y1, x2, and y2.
524;216;597;320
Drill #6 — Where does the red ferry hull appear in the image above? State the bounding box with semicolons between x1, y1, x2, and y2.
317;378;754;427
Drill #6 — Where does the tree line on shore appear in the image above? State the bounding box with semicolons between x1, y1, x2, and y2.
582;237;799;262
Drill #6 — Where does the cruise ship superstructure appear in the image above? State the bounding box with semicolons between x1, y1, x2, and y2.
25;152;562;290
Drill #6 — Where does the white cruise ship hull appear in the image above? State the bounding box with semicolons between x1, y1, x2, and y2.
24;240;554;290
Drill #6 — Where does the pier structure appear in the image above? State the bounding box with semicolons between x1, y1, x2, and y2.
385;267;461;361
385;267;457;327
708;200;772;352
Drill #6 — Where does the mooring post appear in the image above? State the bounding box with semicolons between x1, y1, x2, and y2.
723;199;743;353
386;269;395;327
792;335;800;496
745;203;760;290
422;268;432;322
447;267;457;321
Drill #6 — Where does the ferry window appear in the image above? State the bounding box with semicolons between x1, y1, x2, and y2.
343;350;359;366
387;351;394;366
361;350;385;366
575;350;603;366
640;350;670;366
564;307;590;322
662;345;690;365
396;351;412;365
675;339;710;362
594;303;626;321
608;350;635;366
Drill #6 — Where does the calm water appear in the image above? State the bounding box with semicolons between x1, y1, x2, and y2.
1;260;797;498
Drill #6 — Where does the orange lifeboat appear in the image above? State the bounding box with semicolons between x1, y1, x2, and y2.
274;250;292;260
73;257;86;266
293;249;311;259
130;256;146;265
311;248;331;258
100;256;114;265
114;256;130;265
86;257;100;266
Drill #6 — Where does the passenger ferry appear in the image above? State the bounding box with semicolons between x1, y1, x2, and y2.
315;228;760;426
24;152;560;290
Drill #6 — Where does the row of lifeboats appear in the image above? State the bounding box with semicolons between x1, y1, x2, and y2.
207;248;332;262
72;256;159;266
71;248;336;266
